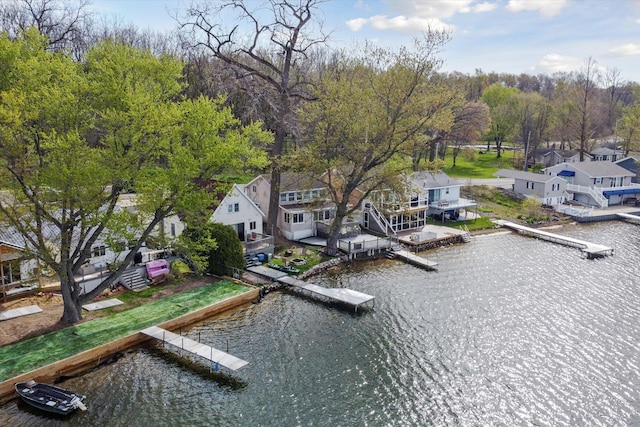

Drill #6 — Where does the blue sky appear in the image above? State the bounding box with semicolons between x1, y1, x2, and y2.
90;0;640;83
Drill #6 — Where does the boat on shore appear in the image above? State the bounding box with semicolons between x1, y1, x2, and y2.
15;380;86;415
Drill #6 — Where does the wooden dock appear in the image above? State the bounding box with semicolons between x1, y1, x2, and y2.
277;275;375;312
392;250;438;271
496;220;613;257
141;326;248;371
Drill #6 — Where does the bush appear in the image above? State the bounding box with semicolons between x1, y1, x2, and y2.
179;223;245;276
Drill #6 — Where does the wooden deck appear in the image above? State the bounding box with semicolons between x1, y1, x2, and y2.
277;275;375;312
141;326;248;371
496;220;613;257
392;250;438;271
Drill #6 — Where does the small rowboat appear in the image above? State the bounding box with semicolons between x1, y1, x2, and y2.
15;380;87;415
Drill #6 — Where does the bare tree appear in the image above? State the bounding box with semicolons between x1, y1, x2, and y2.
0;0;93;57
179;0;329;236
572;57;602;161
446;101;491;167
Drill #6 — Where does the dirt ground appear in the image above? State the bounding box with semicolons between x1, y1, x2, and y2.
0;277;212;348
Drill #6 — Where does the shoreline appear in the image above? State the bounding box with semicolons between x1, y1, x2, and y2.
0;287;259;404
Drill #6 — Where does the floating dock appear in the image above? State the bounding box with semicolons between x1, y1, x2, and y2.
141;326;248;371
617;212;640;224
496;220;613;257
277;275;375;312
391;250;438;271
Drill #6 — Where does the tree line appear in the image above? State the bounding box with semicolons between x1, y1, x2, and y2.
0;0;639;322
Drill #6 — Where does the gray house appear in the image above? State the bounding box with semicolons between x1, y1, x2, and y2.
591;146;622;162
493;169;566;206
363;171;477;234
545;161;640;207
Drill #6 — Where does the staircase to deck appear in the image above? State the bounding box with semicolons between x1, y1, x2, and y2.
119;269;148;291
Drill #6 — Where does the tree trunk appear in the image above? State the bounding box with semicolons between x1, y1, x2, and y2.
325;206;347;257
59;276;83;323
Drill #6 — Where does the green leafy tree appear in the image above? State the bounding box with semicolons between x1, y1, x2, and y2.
296;32;456;256
179;222;244;276
0;30;270;323
618;103;640;156
481;83;519;158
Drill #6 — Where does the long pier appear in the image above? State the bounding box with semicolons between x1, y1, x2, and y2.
141;326;248;371
277;275;375;312
617;212;640;224
496;220;613;257
392;250;438;271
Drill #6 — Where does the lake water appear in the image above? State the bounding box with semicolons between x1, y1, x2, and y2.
2;221;639;426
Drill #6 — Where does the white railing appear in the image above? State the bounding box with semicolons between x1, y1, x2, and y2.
364;201;395;235
557;205;592;217
566;184;608;208
338;236;394;254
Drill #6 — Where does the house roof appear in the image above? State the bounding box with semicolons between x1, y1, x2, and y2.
572;161;634;177
547;161;634;177
493;169;562;183
255;173;326;192
591;147;618;155
409;171;460;189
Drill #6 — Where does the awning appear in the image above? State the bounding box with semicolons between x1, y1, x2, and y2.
557;170;575;177
603;188;640;196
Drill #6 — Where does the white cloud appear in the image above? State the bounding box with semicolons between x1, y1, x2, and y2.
609;43;640;56
537;54;582;73
347;0;472;33
506;0;569;17
368;15;451;32
473;2;497;13
346;17;368;31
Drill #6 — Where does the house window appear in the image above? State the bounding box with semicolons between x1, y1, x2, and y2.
250;221;256;230
234;203;239;212
228;204;233;213
2;260;21;284
170;223;176;237
526;182;534;189
595;177;602;184
92;245;106;257
288;192;296;202
252;185;257;193
285;213;304;223
280;193;287;202
313;210;332;221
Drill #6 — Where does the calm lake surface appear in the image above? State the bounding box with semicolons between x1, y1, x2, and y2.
2;221;639;426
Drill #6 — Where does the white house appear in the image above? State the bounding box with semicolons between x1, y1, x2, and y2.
211;183;265;241
545;161;640;207
493;169;566;206
591;147;622;162
244;173;336;241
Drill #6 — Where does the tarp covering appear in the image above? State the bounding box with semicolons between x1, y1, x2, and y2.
557;170;575;177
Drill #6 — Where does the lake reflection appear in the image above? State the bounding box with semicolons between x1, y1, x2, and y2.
2;222;640;426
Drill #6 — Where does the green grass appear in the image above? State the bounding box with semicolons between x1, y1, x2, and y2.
0;281;250;382
442;217;495;231
443;149;517;178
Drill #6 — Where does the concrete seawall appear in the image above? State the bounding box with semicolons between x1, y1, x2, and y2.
0;288;259;403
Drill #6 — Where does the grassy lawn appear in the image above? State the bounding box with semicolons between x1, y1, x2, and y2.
443;148;517;178
0;281;250;382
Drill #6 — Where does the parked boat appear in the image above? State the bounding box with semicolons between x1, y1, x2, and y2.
15;380;86;415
